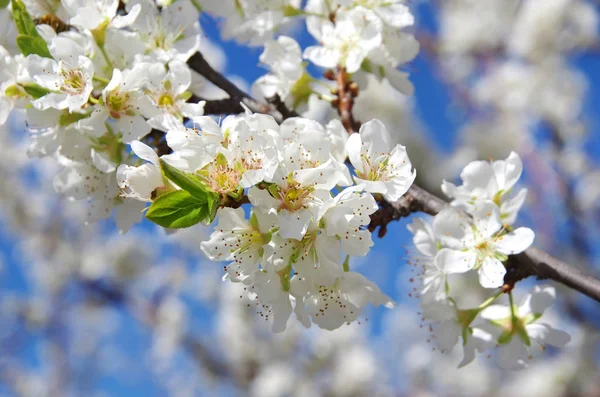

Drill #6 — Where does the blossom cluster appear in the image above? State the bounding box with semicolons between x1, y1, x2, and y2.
0;0;205;231
185;114;414;331
0;0;576;371
252;0;419;106
409;152;570;369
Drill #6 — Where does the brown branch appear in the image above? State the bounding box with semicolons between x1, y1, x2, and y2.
374;184;600;303
187;52;286;122
333;66;361;133
187;51;600;304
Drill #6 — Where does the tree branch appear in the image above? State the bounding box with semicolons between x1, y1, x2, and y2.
378;185;600;303
185;50;600;303
187;52;292;122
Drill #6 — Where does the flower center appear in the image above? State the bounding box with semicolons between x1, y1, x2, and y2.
158;93;174;108
60;69;85;95
203;164;241;194
279;182;312;211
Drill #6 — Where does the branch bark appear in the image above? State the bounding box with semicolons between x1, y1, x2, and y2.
187;52;296;122
185;50;600;304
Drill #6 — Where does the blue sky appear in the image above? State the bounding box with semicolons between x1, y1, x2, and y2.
1;2;600;395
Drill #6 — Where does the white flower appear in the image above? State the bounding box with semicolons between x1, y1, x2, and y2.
79;63;157;142
442;151;528;224
116;140;164;202
304;7;382;73
346;119;416;201
0;48;25;125
481;285;571;370
255;36;304;100
163;116;225;173
139;60;205;131
321;186;377;256
220;0;301;45
201;208;275;283
435;201;535;288
247;262;295;333
128;0;201;62
26;54;94;112
291;259;394;330
421;299;496;367
248;167;334;241
64;0;141;31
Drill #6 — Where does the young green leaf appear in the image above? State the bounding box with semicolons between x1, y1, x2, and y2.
11;0;53;58
145;190;211;228
159;159;217;201
11;0;38;36
16;35;53;58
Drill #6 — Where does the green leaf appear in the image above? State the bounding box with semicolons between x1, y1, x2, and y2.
159;158;216;201
16;35;52;58
20;82;51;99
59;110;90;126
0;0;10;9
145;190;210;228
11;0;38;36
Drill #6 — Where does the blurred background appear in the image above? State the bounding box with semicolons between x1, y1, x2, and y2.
1;0;600;395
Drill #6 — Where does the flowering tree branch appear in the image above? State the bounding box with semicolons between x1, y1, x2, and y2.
382;185;600;303
183;52;600;304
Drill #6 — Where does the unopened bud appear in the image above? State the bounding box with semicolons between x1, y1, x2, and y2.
324;70;335;80
349;82;359;97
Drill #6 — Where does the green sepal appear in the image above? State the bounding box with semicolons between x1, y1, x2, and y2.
342;255;350;272
497;330;513;345
267;183;279;198
20;82;51;99
178;91;193;102
58;110;90;127
16;35;53;58
145;190;211;228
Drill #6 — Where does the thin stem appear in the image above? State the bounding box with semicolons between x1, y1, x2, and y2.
479;290;504;310
93;75;110;85
98;44;114;71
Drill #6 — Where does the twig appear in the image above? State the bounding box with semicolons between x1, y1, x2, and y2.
187;52;284;122
334;66;360;133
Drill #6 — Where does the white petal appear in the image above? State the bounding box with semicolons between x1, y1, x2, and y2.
359;119;392;155
480;304;511;321
497;338;528;370
495;227;534;255
478;257;506;288
526;324;570;347
278;209;311;240
130;140;159;166
493;151;523;192
346;133;363;172
434;319;461;351
435;248;476;274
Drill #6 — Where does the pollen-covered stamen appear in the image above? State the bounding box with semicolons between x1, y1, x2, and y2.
106;91;134;118
146;16;185;51
59;67;86;95
277;181;314;212
358;152;399;182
